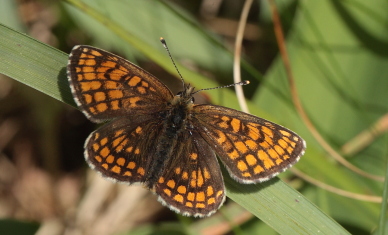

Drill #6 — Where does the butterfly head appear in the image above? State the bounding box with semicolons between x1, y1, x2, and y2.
175;83;196;105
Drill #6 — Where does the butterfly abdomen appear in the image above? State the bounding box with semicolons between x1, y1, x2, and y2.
145;98;192;187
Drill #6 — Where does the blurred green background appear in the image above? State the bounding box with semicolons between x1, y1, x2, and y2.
0;0;387;234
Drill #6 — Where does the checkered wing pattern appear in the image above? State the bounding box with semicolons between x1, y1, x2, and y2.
192;104;306;184
67;46;174;123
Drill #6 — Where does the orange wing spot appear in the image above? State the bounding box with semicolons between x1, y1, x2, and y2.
274;145;285;155
127;161;136;169
187;192;195;201
175;167;181;174
111;165;121;174
163;189;171;196
215;130;227;144
101;61;116;68
191;171;197;179
196;192;205;202
283;154;290;160
196;203;205;208
97;66;110;73
235;141;248;154
245;140;258;150
128;76;141;86
107;55;118;62
173;194;184;203
286;146;294;154
94;133;100;140
228;149;240;160
108;90;124;99
293;136;299;142
237;160;248;171
141;81;149;87
190;153;198;160
109;69;127;80
242;172;252;177
185;202;193;207
100;147;110;157
83;94;93;104
231;118;241;132
264;135;274;146
75;67;82;73
203;168;211;179
95;103;108;113
134;148;140;154
207;186;214;196
110;100;120;110
137;87;146;94
258;150;275;169
92;143;100;152
275;158;283;165
126;146;133;153
268;148;280;160
78;59;85;65
182;171;188;180
245;154;257;166
280;130;291;137
104;80;119;89
118;65;129;73
221;116;230;121
197;169;204;187
94;92;106;102
137;167;145;176
167;180;176;189
84;73;97;81
177;186;186;194
278;138;288;149
259;141;270;149
158;177;165;183
81;81;101;91
82;66;94;73
90;50;102;56
102;163;108;170
112;136;125;147
106;155;115;164
208;198;216;205
218;121;229;129
248;126;260;140
127;97;141;107
95;156;102;162
88;107;97;114
77;74;83;81
262;126;274;137
190;179;197;188
114;130;124;137
123;171;132;176
254;165;264;174
116;157;125;166
84;59;96;66
135;126;142;134
115;138;128;152
216;190;223;198
149;87;156;92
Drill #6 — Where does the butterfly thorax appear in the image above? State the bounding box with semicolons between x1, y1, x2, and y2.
145;84;195;187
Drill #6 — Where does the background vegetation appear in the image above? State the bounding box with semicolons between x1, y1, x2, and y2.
0;0;387;234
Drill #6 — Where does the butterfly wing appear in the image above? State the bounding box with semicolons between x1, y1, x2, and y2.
67;45;174;123
84;117;163;184
192;104;306;184
154;132;226;217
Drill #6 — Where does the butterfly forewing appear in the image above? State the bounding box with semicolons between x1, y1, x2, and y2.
192;104;306;183
154;132;225;217
67;45;174;123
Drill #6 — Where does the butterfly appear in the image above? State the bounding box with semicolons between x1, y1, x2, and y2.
67;43;306;217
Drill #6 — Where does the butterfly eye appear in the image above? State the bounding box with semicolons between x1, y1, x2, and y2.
191;97;195;103
177;91;183;97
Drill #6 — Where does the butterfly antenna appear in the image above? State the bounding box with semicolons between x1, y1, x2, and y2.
193;80;250;94
160;37;185;89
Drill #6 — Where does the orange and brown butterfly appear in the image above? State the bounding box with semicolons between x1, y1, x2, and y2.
67;41;306;217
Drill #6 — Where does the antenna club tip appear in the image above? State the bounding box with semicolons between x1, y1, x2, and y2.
242;80;250;85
